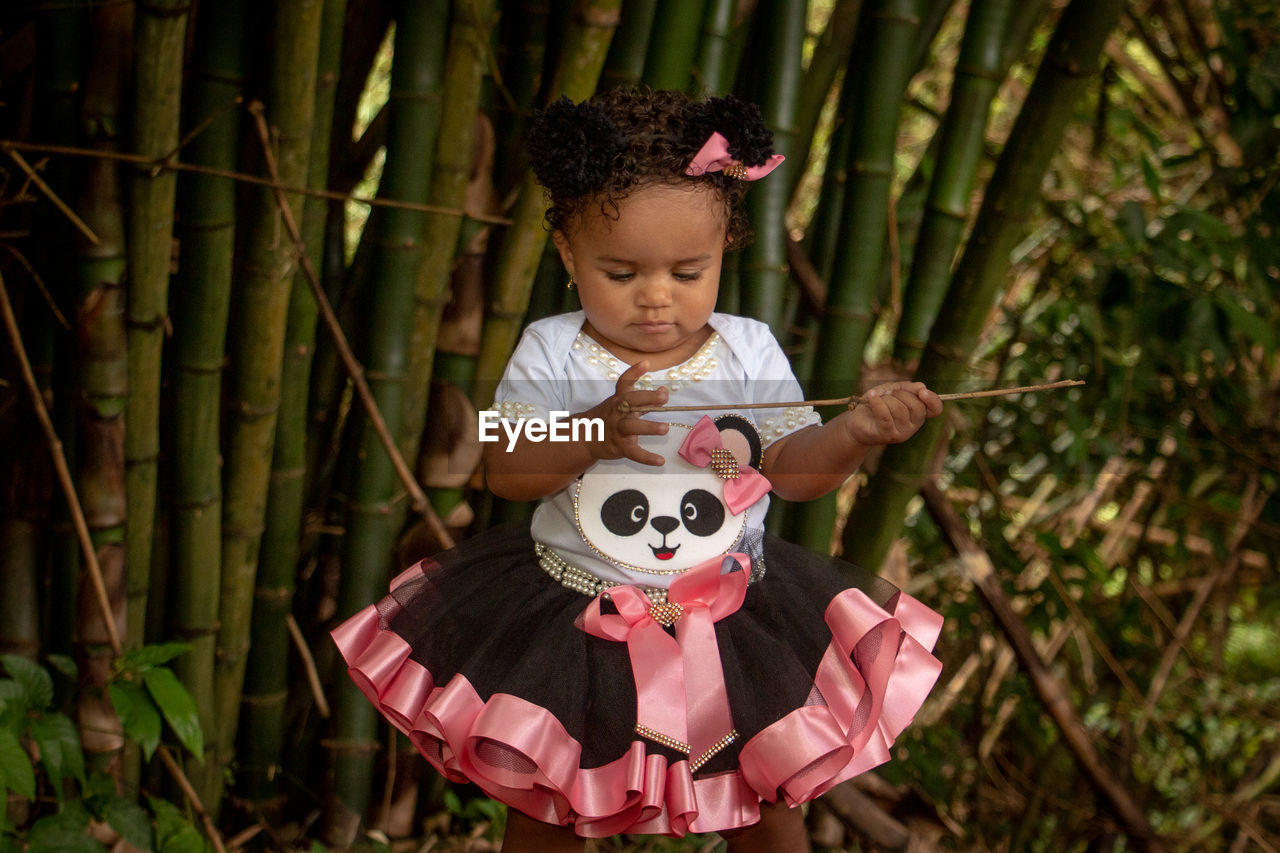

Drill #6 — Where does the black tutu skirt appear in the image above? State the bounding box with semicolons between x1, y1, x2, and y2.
332;523;942;837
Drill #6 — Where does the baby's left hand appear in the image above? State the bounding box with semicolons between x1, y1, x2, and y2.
844;381;944;446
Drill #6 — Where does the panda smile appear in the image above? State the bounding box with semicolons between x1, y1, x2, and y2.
649;538;681;561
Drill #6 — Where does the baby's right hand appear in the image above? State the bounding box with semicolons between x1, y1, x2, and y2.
585;361;669;467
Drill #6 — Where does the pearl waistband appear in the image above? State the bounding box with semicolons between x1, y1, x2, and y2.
535;543;671;603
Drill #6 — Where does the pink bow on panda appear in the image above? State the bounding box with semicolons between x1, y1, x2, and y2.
678;416;771;515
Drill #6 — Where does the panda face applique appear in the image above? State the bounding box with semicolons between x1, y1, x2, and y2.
573;416;764;574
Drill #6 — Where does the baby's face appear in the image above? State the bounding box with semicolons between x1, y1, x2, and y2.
553;183;727;367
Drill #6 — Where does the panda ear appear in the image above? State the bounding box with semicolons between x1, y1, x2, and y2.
713;414;762;471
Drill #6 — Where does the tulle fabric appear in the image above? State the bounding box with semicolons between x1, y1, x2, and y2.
332;524;942;837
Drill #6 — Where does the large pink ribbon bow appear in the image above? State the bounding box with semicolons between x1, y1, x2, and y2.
678;416;771;515
685;132;785;181
576;554;750;770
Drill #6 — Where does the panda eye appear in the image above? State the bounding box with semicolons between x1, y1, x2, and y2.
680;489;725;537
601;489;648;536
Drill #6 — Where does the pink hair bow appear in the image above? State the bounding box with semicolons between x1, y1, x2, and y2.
678;416;771;514
685;132;785;181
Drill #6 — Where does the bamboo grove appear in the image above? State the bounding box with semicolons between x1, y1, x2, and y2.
0;0;1276;850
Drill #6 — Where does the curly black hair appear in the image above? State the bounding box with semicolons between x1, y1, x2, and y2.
525;89;778;249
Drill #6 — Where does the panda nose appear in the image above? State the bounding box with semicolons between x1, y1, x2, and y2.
650;516;679;536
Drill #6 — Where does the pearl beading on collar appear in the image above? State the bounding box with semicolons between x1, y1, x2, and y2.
572;331;722;392
757;405;822;447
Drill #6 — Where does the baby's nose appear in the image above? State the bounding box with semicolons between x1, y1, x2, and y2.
650;515;679;535
637;278;673;305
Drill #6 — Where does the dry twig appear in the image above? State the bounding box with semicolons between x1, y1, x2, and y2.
627;379;1085;414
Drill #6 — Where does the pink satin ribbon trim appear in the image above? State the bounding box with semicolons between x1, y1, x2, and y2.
577;554;748;761
677;416;771;514
331;568;942;836
685;131;785;181
737;587;943;805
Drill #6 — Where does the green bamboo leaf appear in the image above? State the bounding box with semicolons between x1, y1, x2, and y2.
150;796;212;853
105;797;154;852
142;668;203;759
117;643;191;673
108;681;161;760
0;680;24;723
1;654;53;709
27;802;101;853
0;728;35;800
1215;293;1275;351
1139;153;1161;203
46;655;78;680
36;713;85;791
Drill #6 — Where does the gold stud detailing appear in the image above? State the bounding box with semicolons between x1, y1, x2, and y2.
690;730;739;771
709;447;740;480
636;724;690;755
648;601;685;627
724;162;749;180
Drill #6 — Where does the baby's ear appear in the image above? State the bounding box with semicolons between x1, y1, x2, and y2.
714;414;762;471
552;230;575;276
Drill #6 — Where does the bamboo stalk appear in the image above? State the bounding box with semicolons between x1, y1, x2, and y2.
0;272;120;656
401;0;497;472
641;0;707;91
1;140;513;225
241;0;348;807
216;0;326;809
473;0;622;406
627;379;1084;413
168;0;248;805
841;0;1127;572
790;0;863;190
600;0;658;90
739;0;807;335
125;0;187;655
323;2;450;840
893;0;1018;364
2;270;226;853
246;105;451;546
810;0;926;395
74;1;132;777
690;0;738;95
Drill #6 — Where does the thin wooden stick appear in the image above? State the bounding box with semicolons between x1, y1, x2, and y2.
286;613;331;718
157;746;228;853
2;270;227;853
627;379;1085;414
1;138;513;225
0;270;120;654
3;145;102;246
246;102;455;551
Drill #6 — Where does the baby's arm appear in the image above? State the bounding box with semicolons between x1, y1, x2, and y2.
763;381;943;501
484;362;670;501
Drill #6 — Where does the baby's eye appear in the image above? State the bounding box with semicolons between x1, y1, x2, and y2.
604;271;635;282
673;271;703;282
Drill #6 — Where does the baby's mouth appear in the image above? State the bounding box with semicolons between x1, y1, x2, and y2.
649;541;680;561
